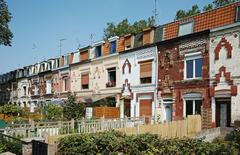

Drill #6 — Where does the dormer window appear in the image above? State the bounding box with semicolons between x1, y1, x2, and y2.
178;21;194;36
80;50;89;61
236;6;240;22
110;41;116;54
125;35;132;50
95;45;102;58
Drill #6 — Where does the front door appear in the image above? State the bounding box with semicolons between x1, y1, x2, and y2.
124;99;131;117
216;99;231;127
165;105;172;122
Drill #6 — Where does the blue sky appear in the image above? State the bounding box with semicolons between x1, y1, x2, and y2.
0;0;212;74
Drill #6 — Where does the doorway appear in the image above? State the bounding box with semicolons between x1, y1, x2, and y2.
124;99;131;117
215;98;231;127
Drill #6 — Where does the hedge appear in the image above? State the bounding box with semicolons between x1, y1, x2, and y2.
58;129;240;155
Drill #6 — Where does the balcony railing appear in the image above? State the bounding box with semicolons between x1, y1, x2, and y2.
106;81;116;88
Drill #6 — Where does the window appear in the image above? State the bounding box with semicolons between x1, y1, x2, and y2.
185;54;202;79
81;73;89;89
125;36;132;50
46;80;52;94
139;60;152;84
106;68;116;87
185;100;202;116
95;45;102;58
23;86;26;96
236;6;240;22
64;56;69;66
63;77;69;92
178;21;194;36
110;41;116;54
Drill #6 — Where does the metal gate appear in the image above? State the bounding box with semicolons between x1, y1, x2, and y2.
32;140;48;155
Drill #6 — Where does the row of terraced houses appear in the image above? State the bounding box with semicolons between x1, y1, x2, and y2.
1;2;240;128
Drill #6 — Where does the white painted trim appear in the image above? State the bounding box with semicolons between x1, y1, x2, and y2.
93;41;105;47
108;36;119;42
184;53;203;80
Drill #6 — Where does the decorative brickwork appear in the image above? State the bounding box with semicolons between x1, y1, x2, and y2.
214;37;232;60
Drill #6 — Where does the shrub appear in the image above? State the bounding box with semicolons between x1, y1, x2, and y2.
58;130;240;155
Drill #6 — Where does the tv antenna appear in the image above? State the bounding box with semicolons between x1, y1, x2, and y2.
153;0;159;26
90;33;95;45
59;38;66;56
32;43;37;62
76;38;81;49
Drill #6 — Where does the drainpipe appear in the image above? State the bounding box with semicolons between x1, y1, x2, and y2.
154;45;158;123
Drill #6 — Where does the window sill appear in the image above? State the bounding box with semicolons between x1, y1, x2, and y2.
184;78;202;81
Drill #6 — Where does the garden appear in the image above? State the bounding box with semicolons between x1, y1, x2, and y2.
58;129;240;155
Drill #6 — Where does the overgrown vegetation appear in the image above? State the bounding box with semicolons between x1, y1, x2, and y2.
45;103;63;120
0;138;22;155
58;129;240;155
0;104;22;119
103;17;155;39
63;93;86;120
175;0;240;20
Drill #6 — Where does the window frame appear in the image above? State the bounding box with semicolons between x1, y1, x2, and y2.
81;73;89;90
183;99;202;117
95;45;102;58
236;6;240;22
178;21;194;36
184;52;203;80
110;41;117;54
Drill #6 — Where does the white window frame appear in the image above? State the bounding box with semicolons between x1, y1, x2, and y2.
178;21;194;36
184;52;202;80
183;99;202;117
46;80;52;94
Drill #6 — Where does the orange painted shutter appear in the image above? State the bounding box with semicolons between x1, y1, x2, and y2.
81;74;89;85
140;61;152;78
80;50;89;61
125;37;131;47
140;99;152;116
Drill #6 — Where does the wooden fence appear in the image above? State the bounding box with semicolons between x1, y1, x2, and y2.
117;115;202;138
93;107;120;118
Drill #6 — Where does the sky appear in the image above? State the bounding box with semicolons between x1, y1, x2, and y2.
0;0;213;74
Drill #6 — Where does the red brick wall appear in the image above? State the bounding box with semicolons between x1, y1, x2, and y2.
164;3;238;40
158;35;211;128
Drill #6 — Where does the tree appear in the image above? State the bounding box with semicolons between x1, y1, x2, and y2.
103;16;155;39
0;104;21;118
175;4;200;20
63;93;85;120
203;4;214;11
45;103;63;120
213;0;236;8
0;0;13;46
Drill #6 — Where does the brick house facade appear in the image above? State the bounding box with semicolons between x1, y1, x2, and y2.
157;31;212;129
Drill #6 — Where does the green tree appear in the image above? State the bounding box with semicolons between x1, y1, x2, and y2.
103;16;155;39
0;104;21;118
175;4;200;20
213;0;237;8
45;103;63;120
0;0;13;46
203;4;214;11
63;93;85;120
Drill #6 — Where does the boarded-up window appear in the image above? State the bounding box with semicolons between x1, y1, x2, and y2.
81;73;89;89
139;60;152;84
140;99;152;116
80;50;89;61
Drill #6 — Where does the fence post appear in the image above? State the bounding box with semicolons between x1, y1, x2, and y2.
71;119;74;132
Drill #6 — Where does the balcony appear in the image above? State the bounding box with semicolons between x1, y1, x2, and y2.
106;81;116;88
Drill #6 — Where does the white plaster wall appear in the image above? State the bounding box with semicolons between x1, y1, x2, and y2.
119;46;158;118
210;25;240;122
90;54;121;94
70;63;91;92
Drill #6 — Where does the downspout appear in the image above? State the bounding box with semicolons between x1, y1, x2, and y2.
154;45;158;123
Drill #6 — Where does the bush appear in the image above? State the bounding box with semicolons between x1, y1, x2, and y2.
58;130;240;155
